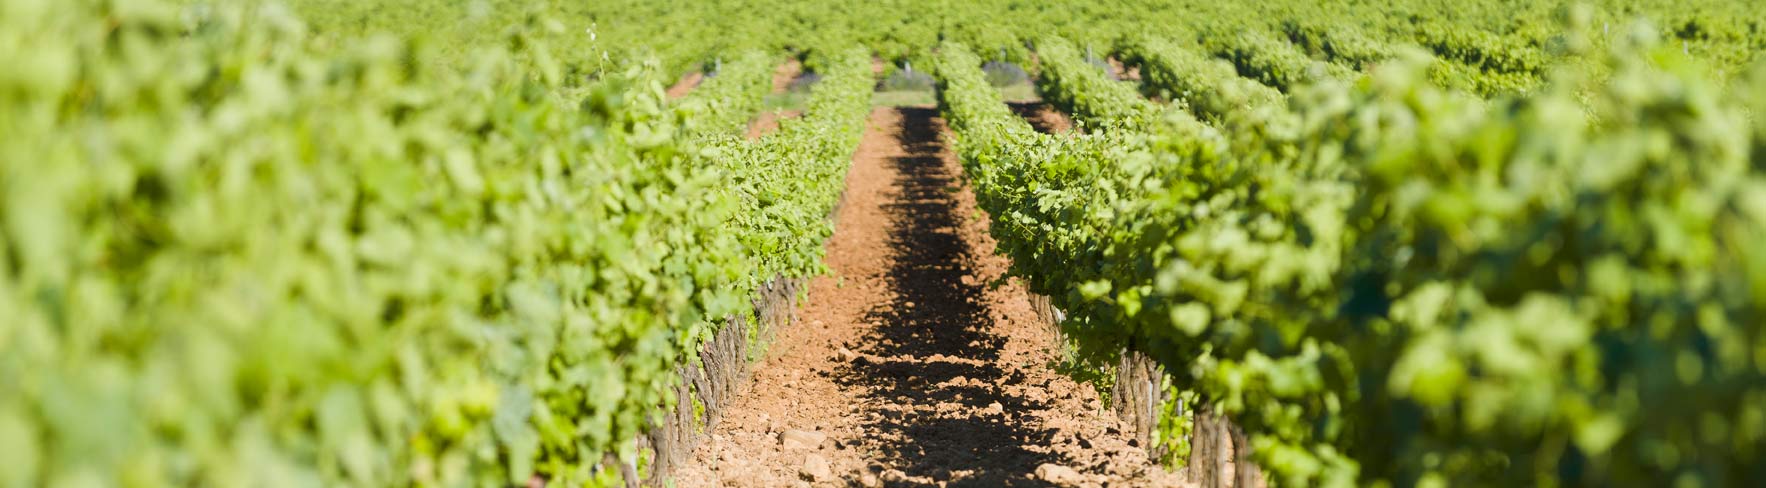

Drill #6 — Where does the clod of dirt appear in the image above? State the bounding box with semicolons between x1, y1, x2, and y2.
755;412;781;434
1035;463;1086;487
800;454;832;481
780;429;828;450
836;347;859;362
716;449;744;473
858;471;882;488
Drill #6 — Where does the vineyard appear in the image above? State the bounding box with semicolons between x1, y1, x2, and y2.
3;0;1766;486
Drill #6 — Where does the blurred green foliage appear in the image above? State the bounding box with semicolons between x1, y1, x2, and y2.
944;17;1766;487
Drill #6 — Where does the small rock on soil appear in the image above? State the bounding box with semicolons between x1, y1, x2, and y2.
1035;463;1086;487
780;429;828;450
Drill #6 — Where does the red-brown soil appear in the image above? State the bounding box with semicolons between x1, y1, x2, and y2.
672;106;1184;487
669;72;706;99
1007;102;1075;135
774;59;805;93
747;109;805;139
747;60;809;139
1106;58;1142;82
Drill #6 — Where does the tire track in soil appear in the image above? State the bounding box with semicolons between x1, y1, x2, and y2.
676;107;1182;487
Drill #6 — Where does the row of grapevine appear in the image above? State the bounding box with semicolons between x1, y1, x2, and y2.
676;51;777;138
0;0;869;485
1271;17;1533;98
1277;19;1392;71
707;49;873;288
937;39;1225;468
441;0;1762;93
1030;37;1353;483
1031;37;1158;129
948;27;1766;486
1170;0;1761;97
1412;20;1548;78
1115;37;1285;124
467;0;1763;99
1200;30;1357;94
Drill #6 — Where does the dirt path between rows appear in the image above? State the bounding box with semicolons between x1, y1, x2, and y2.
1007;102;1074;135
668;72;705;99
1106;58;1141;82
748;59;809;139
747;109;802;139
674;106;1182;487
773;59;805;93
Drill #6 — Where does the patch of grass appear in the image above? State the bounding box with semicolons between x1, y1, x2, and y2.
880;68;935;91
982;60;1030;86
763;90;812;111
872;90;937;107
995;83;1039;102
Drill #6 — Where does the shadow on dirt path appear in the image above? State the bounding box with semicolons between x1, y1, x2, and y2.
673;106;1179;488
1006;102;1074;135
830;106;1062;486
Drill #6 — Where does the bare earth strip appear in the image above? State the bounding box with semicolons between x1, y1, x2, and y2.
1107;58;1142;82
674;106;1184;487
668;72;705;99
1007;102;1075;135
746;109;802;139
773;58;805;92
747;59;809;139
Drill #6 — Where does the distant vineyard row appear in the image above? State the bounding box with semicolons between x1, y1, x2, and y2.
285;0;1763;92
